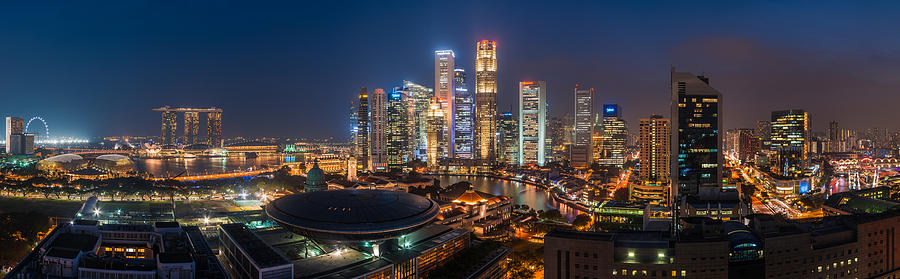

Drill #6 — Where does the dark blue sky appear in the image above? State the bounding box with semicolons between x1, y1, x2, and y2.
2;1;899;139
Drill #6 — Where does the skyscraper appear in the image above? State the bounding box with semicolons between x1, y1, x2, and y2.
5;117;23;154
572;86;594;168
369;88;388;171
453;67;474;159
592;114;603;162
206;110;222;147
387;88;410;169
770;109;809;177
356;88;370;171
402;81;433;161
671;70;724;202
828;121;840;141
498;112;519;165
349;100;358;147
638;115;670;184
519;81;547;166
426;98;444;167
161;111;177;146
474;40;498;162
598;104;627;166
183;111;199;145
435;50;455;157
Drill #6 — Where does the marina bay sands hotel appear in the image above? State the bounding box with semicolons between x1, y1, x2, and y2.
152;106;223;147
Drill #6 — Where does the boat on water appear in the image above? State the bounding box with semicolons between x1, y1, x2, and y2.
244;152;259;158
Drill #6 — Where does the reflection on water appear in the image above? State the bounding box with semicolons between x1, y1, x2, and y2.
134;156;290;177
433;175;577;219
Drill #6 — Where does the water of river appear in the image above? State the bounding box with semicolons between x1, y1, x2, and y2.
134;156;295;177
432;175;578;219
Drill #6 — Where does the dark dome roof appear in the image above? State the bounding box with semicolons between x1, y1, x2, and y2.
305;162;326;190
265;189;439;242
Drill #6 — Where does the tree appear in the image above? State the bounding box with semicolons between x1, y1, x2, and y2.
571;214;591;229
740;183;757;197
612;188;630;201
539;209;563;221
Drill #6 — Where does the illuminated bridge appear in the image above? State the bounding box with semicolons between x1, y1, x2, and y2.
149;167;280;182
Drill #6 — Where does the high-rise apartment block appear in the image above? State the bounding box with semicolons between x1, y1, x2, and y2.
638;115;670;185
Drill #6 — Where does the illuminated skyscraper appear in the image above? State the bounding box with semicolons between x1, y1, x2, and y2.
370;88;388;171
349;100;358;146
161;111;177;145
453;67;474;159
387;88;410;169
206;111;222;147
475;40;498;162
598;104;627;166
671;70;724;202
770;109;808;177
572;86;594;168
592;114;603;162
638;115;670;184
519;81;547;166
402;81;433;161
435;50;455;157
426;98;444;167
183;111;199;145
5;117;23;154
356;88;370;171
498;112;519;165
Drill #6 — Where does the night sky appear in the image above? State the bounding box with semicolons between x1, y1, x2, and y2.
1;1;899;139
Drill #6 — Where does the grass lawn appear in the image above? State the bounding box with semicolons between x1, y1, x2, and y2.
0;196;83;217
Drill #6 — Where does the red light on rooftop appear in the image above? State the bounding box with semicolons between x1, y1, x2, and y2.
521;81;534;85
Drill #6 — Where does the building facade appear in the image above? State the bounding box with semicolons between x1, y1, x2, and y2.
387;88;411;169
161;111;177;146
370;88;388;171
435;50;455;158
498;112;519;165
183;111;199;145
770;109;809;177
453;67;474;159
572;86;594;168
519;81;547;166
670;70;725;203
206;111;222;147
599;104;627;166
638;115;670;185
426;98;445;167
357;87;371;171
474;40;498;162
402;81;433;162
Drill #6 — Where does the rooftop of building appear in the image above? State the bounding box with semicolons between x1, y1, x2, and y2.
824;192;900;214
219;223;291;269
47;233;99;254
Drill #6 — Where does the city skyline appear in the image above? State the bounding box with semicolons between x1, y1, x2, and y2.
2;1;900;139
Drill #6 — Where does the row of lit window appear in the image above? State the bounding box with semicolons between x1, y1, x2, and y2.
815;258;858;272
104;247;146;253
612;269;687;277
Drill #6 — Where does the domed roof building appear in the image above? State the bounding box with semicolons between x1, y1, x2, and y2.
305;160;327;192
37;154;88;172
93;154;136;173
265;189;439;242
37;153;136;175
